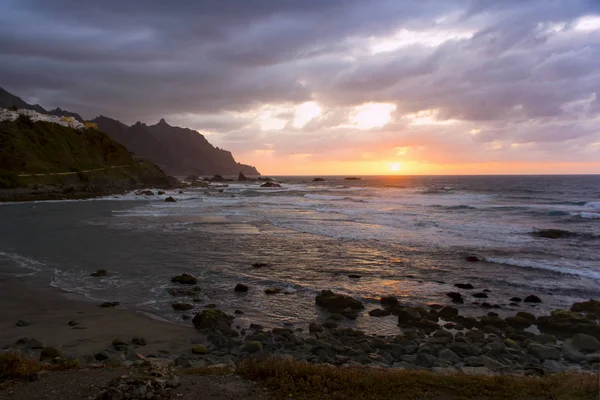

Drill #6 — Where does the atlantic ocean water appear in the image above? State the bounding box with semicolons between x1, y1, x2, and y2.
1;175;599;334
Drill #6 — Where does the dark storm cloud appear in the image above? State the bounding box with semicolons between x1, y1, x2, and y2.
1;0;599;167
0;0;463;115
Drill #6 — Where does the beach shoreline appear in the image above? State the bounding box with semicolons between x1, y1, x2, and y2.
2;275;599;377
0;277;194;358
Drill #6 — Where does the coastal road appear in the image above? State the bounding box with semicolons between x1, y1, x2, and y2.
17;165;134;177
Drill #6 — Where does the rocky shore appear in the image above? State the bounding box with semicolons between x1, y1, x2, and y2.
2;276;599;380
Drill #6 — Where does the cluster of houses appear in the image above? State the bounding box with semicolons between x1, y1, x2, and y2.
0;108;98;130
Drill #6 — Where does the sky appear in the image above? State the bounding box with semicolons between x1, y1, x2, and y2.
1;0;599;175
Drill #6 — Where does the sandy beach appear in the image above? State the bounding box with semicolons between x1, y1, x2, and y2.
0;277;194;357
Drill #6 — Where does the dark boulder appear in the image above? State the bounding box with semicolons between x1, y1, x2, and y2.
473;292;488;299
479;316;509;329
40;347;62;361
192;309;234;332
164;196;177;203
506;316;532;329
510;297;522;302
413;318;439;332
94;352;110;361
171;303;194;311
234;283;249;292
572;333;600;352
380;296;399;308
313;178;326;182
171;273;198;285
100;302;120;308
524;295;542;303
348;274;361;279
238;172;249;181
532;229;577;239
516;312;536;321
369;309;391;317
315;290;364;312
396;307;425;323
264;288;281;295
261;182;282;188
90;269;108;277
211;175;225;182
465;255;481;262
454;283;474;289
15;320;30;327
252;263;270;268
571;299;600;314
438;306;459;320
536;313;600;339
446;292;464;303
341;309;361;320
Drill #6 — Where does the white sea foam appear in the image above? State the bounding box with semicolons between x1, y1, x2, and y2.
571;212;600;219
0;251;43;276
584;202;600;209
304;194;348;201
486;256;600;280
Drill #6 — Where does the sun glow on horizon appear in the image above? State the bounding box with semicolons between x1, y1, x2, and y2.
390;163;401;172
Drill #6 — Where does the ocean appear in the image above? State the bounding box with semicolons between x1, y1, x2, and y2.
1;175;599;335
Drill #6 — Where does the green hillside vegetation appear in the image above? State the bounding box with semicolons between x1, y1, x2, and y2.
0;116;170;192
1;115;133;173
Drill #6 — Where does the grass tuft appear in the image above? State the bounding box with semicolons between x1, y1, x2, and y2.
0;352;79;384
237;358;599;400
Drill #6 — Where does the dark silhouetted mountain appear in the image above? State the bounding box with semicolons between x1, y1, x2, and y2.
0;86;260;176
93;117;259;176
0;87;46;113
0;88;84;122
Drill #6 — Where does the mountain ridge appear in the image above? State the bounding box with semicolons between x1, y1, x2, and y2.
0;87;259;176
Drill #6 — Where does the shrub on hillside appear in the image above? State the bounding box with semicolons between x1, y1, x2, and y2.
16;114;34;126
0;170;21;189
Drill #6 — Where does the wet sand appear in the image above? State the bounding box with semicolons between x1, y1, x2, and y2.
0;277;194;356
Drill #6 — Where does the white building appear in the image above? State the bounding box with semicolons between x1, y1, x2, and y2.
0;108;85;129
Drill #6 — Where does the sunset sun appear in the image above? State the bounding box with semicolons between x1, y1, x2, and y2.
391;163;401;172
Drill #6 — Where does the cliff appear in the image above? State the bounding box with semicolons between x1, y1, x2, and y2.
93;117;260;176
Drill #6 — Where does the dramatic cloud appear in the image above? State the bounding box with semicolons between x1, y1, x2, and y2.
1;0;599;174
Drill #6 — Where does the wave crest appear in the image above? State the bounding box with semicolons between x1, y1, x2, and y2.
485;256;600;280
